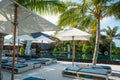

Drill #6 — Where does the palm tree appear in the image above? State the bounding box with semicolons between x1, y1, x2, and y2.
0;0;65;80
101;26;120;60
58;0;120;65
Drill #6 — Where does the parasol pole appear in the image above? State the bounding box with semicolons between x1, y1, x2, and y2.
11;3;18;80
72;36;75;66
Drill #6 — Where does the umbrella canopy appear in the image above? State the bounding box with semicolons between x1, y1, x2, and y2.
55;27;91;41
55;27;92;66
0;0;61;35
32;35;54;43
0;0;60;80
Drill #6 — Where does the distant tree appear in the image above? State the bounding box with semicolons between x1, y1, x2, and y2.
101;26;120;60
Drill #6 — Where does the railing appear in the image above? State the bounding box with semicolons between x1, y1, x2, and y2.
57;58;120;65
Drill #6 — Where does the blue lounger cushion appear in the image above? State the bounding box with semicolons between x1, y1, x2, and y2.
66;66;80;72
32;61;41;64
2;59;8;63
2;63;11;67
79;68;108;75
76;64;111;70
14;64;28;68
18;58;26;63
2;63;28;68
2;57;9;63
39;59;49;62
27;60;41;64
29;58;50;63
100;66;111;70
23;77;45;80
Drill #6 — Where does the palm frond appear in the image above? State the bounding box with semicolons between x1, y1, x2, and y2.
108;0;120;19
17;0;66;15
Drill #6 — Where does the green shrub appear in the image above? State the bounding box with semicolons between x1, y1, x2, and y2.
82;54;92;60
53;48;57;57
20;47;24;56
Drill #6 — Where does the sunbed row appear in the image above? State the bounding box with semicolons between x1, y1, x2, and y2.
2;63;34;73
62;65;111;80
2;56;57;74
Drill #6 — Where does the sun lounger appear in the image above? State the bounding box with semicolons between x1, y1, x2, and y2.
48;58;57;63
17;58;26;63
41;58;57;63
2;57;8;63
2;56;14;63
76;64;112;75
39;59;51;65
77;68;109;80
18;58;42;69
62;66;109;80
2;63;33;73
62;66;80;78
36;58;52;65
25;60;41;69
23;76;46;80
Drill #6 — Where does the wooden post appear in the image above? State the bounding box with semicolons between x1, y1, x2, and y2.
0;33;4;80
72;36;75;66
11;4;18;80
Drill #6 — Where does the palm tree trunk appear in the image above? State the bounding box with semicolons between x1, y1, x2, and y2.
92;17;100;65
0;33;4;80
110;41;112;60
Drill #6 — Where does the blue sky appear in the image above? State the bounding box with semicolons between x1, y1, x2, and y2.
101;17;120;47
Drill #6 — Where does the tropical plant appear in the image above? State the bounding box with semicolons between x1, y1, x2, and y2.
101;26;120;60
20;47;25;56
99;35;110;53
57;0;120;65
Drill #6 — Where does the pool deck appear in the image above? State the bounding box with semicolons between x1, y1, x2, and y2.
2;61;120;80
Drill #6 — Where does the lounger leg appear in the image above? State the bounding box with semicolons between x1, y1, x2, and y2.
106;76;108;80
